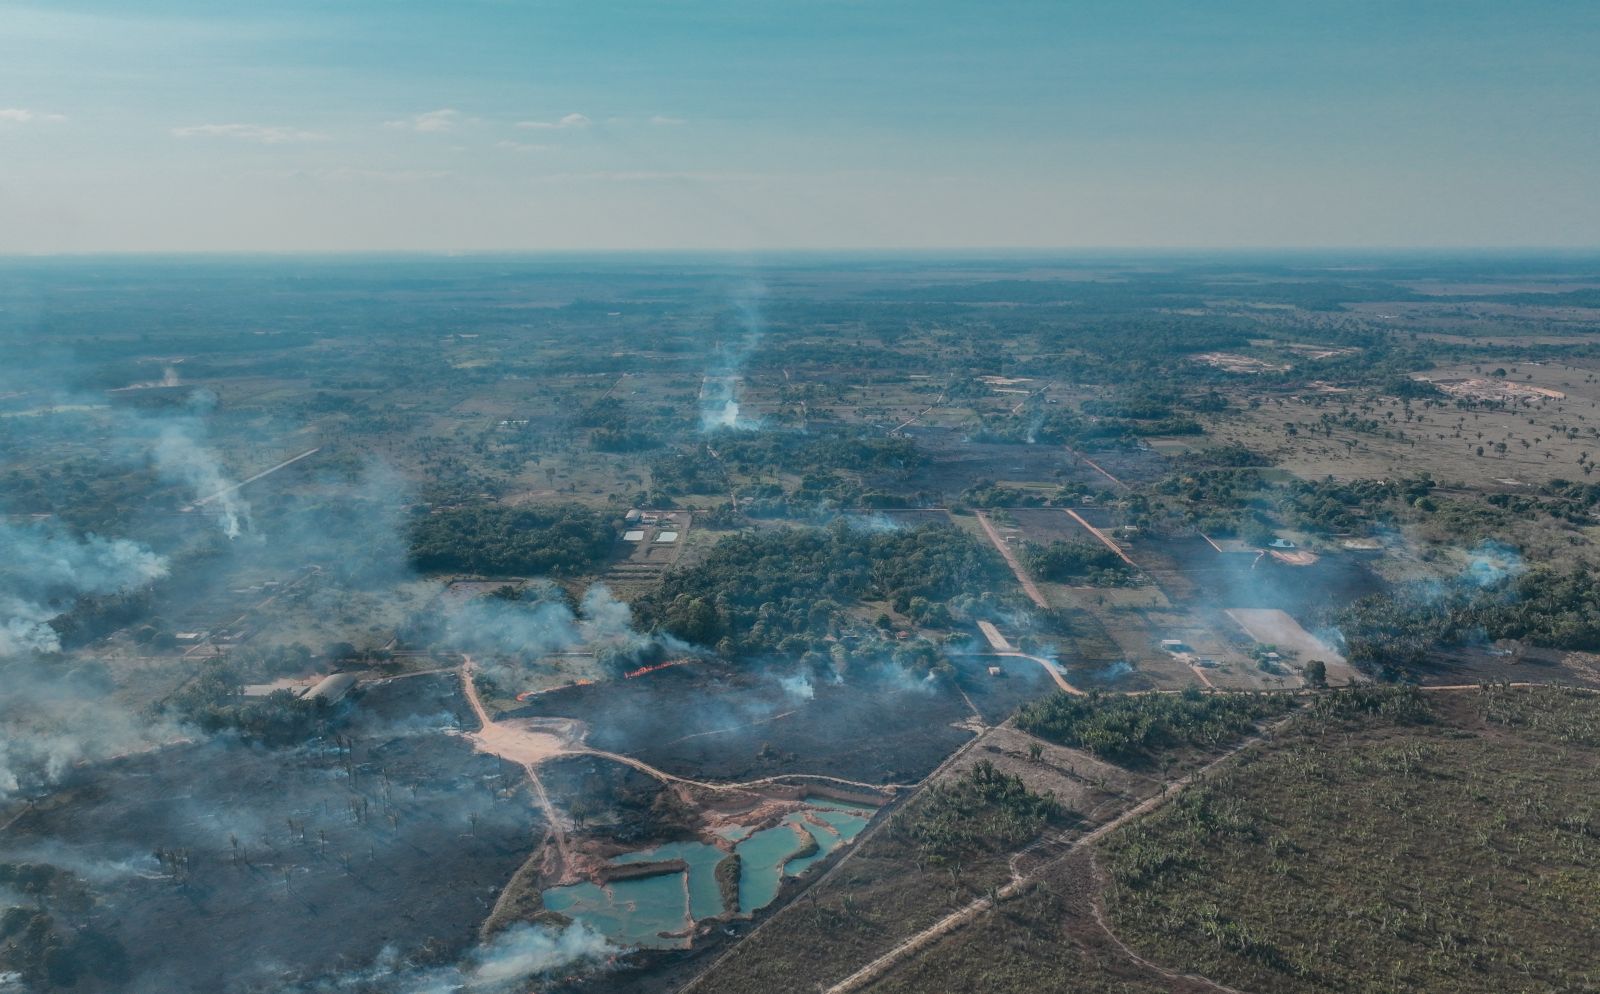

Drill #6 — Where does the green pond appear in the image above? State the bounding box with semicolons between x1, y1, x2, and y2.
542;872;690;949
544;804;875;947
733;822;806;913
615;841;726;921
784;810;870;877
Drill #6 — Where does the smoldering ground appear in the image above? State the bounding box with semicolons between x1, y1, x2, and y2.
0;674;554;994
0;518;169;656
286;921;614;994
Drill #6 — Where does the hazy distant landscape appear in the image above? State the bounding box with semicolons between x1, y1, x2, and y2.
3;254;1600;992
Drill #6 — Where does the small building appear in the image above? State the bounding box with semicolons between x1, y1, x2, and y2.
622;529;646;542
655;530;679;543
1268;538;1297;550
986;666;1003;677
1160;639;1190;653
624;509;642;522
174;631;208;643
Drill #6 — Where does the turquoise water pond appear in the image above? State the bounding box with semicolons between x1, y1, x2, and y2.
542;872;690;949
544;803;874;948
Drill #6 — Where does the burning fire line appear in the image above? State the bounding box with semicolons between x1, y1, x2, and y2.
624;658;693;679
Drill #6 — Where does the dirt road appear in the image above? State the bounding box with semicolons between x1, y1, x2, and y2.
822;726;1277;994
458;659;571;873
1063;508;1137;568
1063;445;1126;489
976;511;1049;608
184;446;321;510
994;651;1084;695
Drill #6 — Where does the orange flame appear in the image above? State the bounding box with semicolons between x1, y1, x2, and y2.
624;658;691;680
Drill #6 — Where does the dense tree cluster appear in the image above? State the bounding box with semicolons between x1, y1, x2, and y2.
1015;689;1294;764
1022;540;1137;587
635;521;1010;654
409;503;614;576
165;661;343;746
896;761;1057;866
709;427;924;477
1336;566;1600;669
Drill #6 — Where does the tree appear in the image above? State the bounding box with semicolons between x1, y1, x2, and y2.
1303;659;1328;688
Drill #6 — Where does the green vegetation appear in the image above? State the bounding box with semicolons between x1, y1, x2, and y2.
1022;539;1137;587
895;761;1058;867
636;521;1013;655
716;853;742;914
165;661;343;746
408;503;614;576
1015;689;1294;765
1337;565;1600;671
1102;687;1600;994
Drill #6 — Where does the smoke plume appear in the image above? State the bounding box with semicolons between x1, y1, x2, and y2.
156;423;249;538
0;519;170;655
698;281;766;432
294;922;614;993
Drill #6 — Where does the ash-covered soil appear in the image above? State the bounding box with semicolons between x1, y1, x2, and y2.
0;676;541;994
514;659;1020;785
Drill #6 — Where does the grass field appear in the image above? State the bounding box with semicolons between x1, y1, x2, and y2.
1101;686;1600;993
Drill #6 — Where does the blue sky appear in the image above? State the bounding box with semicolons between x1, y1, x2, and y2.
2;0;1597;251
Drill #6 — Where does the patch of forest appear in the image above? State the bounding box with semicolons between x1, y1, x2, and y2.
408;503;615;576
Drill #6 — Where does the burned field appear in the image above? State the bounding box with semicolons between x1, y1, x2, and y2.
9;255;1600;993
511;656;1046;786
894;427;1162;497
0;675;540;994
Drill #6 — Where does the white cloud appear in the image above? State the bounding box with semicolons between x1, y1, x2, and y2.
385;108;462;133
496;140;548;154
515;112;589;130
171;123;326;144
649;114;686;126
0;108;66;124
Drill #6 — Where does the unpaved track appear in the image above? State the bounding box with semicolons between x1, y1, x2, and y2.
580;747;905;795
1063;508;1138;567
459;659;570;873
888;392;946;434
185;446;321;510
1086;852;1252;994
676;724;993;994
822;727;1279;994
461;658;901;798
994;651;1084;695
977;511;1049;608
1064;445;1127;489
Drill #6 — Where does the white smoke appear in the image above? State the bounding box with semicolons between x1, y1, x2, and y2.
1463;540;1525;588
777;671;815;701
0;520;170;655
295;922;614;993
437;582;691;689
0;664;188;796
155;424;248;538
698;281;766;433
702;395;742;432
843;512;902;534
